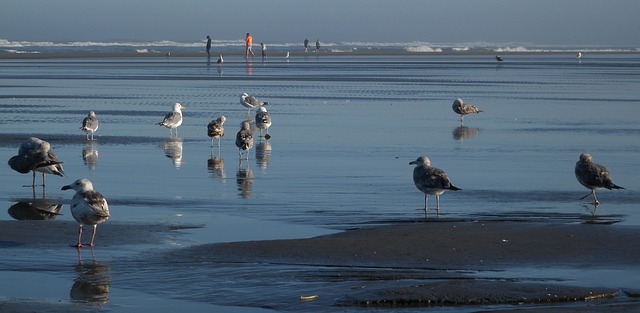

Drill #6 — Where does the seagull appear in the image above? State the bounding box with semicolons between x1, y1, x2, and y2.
495;55;503;62
62;178;110;248
157;103;185;137
8;137;65;187
207;115;226;148
235;120;254;160
240;93;269;115
285;51;290;58
575;153;624;205
576;52;582;59
452;98;483;124
410;155;461;213
80;111;99;140
255;106;272;139
217;54;224;64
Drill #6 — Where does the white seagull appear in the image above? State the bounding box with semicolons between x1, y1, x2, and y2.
575;153;624;205
62;178;110;248
80;111;99;140
235;120;254;160
255;106;272;139
452;98;483;124
410;155;461;213
158;103;185;137
8;137;65;187
240;93;269;115
207;115;226;148
217;54;224;64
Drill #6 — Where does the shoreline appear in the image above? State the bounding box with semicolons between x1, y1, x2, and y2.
1;50;637;60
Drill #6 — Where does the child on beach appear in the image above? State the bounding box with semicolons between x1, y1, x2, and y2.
261;43;267;58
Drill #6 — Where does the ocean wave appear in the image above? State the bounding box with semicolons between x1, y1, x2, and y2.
3;49;41;54
405;45;443;53
0;39;637;54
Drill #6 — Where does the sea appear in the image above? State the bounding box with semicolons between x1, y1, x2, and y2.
0;44;639;312
2;38;639;55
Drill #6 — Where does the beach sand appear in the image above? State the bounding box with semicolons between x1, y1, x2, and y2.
2;219;638;311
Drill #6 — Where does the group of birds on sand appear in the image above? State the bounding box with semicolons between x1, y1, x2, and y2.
6;92;272;248
6;94;626;246
157;92;272;159
409;99;625;214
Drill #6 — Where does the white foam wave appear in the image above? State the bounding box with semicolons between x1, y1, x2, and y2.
405;45;443;53
3;49;41;54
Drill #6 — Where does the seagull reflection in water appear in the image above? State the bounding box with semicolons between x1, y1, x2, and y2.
208;151;226;179
82;141;99;170
162;138;183;168
255;139;272;170
8;199;63;221
71;250;111;305
452;125;480;141
236;161;254;199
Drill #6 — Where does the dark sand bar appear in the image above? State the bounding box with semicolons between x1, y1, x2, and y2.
2;218;640;311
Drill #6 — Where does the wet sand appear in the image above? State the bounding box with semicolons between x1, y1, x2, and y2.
2;218;640;311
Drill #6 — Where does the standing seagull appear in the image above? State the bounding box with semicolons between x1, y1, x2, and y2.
158;103;185;137
235;121;254;160
62;178;110;248
452;98;483;124
575;153;624;205
410;155;461;213
217;54;224;64
255;106;272;139
80;111;99;140
207;115;226;148
576;52;582;59
8;137;65;187
240;93;269;115
495;55;503;62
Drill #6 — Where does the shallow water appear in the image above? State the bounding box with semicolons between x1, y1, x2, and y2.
1;54;639;311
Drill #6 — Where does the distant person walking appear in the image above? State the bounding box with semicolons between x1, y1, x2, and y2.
260;43;267;58
315;39;320;52
304;38;309;52
206;35;212;57
245;33;255;58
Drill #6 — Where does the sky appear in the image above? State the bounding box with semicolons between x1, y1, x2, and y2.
1;0;639;46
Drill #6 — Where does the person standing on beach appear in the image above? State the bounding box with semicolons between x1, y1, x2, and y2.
304;38;309;52
245;33;255;58
260;43;267;59
315;39;320;52
206;35;212;57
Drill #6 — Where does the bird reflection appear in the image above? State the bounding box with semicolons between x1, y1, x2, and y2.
236;162;254;199
452;126;480;141
71;250;111;305
207;151;226;179
255;139;272;169
8;199;63;220
581;204;622;225
82;141;99;170
162;137;183;168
